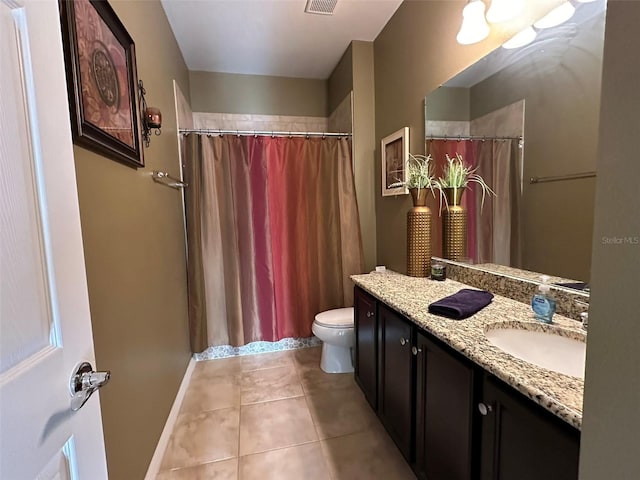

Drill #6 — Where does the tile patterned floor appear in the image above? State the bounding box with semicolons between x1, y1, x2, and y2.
156;347;415;479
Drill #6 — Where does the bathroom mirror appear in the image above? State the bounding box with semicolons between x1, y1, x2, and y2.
424;0;606;288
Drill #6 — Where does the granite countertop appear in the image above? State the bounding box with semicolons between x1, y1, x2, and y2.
351;271;585;430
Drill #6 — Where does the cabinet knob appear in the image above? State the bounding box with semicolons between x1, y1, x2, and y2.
411;346;422;356
400;337;408;346
366;311;374;318
478;402;493;416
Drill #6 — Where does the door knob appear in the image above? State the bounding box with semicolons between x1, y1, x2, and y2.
478;402;493;416
70;362;111;411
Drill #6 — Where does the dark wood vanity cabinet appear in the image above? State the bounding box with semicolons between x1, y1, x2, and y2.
353;286;580;480
479;374;580;480
354;287;378;409
378;302;415;461
415;332;477;480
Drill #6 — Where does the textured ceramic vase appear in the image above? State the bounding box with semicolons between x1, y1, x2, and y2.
442;187;467;261
407;188;432;277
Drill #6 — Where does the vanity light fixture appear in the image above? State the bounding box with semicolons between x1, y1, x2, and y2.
138;80;162;148
486;0;525;24
502;25;537;49
456;0;490;45
533;1;576;29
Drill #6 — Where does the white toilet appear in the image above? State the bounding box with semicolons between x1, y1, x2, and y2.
312;307;355;374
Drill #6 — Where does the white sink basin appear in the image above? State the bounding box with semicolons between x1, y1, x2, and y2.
485;323;586;379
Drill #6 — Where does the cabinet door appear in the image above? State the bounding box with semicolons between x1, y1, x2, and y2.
479;374;580;480
378;303;414;461
415;333;477;480
354;287;378;409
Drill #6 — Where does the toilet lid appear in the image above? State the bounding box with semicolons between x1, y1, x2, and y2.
314;307;354;328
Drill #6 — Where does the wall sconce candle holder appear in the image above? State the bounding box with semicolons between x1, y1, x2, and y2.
138;80;161;147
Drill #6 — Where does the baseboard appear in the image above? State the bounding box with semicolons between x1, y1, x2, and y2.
144;356;196;480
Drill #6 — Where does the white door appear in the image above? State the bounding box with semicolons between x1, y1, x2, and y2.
0;0;109;478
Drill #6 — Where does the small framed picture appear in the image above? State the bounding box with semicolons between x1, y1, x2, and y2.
381;127;409;196
59;0;144;169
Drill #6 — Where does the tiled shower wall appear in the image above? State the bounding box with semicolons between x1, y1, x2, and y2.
192;112;329;133
425;120;470;137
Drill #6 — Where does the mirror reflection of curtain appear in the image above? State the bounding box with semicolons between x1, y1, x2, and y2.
426;139;521;265
476;139;522;267
183;134;363;353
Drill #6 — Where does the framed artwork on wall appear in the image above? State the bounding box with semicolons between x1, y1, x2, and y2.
59;0;144;169
381;127;409;196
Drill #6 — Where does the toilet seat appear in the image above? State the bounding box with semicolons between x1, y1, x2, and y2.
314;307;354;329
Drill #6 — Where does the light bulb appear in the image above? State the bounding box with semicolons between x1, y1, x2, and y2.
456;0;490;45
534;2;576;29
502;26;537;49
486;0;525;24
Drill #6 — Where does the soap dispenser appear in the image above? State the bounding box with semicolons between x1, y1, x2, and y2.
531;275;556;324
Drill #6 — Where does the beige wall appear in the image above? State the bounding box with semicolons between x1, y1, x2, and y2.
190;70;328;116
351;41;377;272
580;2;640;478
328;44;353;114
373;0;561;273
72;1;191;479
328;41;377;272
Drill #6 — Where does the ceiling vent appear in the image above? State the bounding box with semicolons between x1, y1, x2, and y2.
304;0;338;16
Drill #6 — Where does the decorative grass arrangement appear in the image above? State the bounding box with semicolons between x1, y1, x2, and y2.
438;153;496;209
390;153;439;193
406;154;437;190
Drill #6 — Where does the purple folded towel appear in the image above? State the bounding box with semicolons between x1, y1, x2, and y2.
428;289;494;320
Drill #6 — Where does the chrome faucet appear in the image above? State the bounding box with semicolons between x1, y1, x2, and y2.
575;300;589;330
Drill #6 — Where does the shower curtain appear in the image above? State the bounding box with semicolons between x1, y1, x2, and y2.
426;139;522;265
183;134;364;352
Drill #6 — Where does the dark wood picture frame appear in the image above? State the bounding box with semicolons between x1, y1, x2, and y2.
59;0;144;169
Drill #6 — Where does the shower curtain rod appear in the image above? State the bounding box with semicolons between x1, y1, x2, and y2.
179;128;352;138
426;135;523;141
